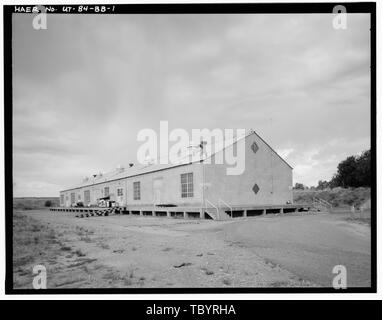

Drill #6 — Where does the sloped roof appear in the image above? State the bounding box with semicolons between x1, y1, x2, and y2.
61;130;292;192
61;161;189;192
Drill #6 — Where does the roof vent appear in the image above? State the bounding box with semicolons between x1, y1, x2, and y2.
187;140;207;160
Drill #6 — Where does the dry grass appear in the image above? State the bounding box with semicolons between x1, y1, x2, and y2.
102;267;137;287
13;212;64;288
13;211;133;289
345;217;371;226
13;197;59;210
270;281;290;287
14;209;329;289
293;187;371;208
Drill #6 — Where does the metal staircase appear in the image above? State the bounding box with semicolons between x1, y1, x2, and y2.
204;199;231;220
312;197;333;212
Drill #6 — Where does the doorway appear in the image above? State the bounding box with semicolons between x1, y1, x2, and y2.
153;177;163;205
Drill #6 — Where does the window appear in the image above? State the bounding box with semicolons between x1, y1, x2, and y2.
133;182;140;200
181;173;194;198
70;193;75;204
104;187;109;197
84;190;90;204
117;188;123;196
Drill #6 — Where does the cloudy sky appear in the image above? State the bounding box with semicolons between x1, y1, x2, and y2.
13;13;370;197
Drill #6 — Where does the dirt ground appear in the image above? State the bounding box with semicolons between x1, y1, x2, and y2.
13;209;371;289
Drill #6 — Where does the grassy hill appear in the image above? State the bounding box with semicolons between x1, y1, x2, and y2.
293;187;371;209
13;197;60;210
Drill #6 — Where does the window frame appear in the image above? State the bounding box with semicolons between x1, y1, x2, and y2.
84;190;90;204
133;181;141;200
70;192;75;204
180;172;194;198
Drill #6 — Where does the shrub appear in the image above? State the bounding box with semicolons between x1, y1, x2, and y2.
44;200;52;207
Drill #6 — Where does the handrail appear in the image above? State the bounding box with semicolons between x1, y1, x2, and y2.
313;197;333;210
218;198;233;218
205;199;219;220
318;198;332;208
322;199;333;208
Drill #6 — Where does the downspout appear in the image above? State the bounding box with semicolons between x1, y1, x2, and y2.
201;142;206;212
202;157;205;210
125;178;128;207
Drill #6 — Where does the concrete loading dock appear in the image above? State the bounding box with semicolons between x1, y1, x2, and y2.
50;203;311;220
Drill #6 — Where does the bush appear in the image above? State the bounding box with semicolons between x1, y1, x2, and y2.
330;150;371;188
44;200;52;207
293;183;305;190
293;187;370;208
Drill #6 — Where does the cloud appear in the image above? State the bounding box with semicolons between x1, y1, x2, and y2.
12;13;370;196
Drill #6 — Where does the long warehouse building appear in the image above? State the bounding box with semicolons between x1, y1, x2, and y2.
59;131;294;213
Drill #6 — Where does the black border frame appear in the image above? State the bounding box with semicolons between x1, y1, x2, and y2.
4;2;377;295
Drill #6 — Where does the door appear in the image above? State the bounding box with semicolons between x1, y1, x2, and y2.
116;187;124;206
153;177;163;205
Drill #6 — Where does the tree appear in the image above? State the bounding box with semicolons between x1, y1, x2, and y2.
317;180;330;190
294;182;305;190
356;149;371;186
44;200;52;207
330;150;371;188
